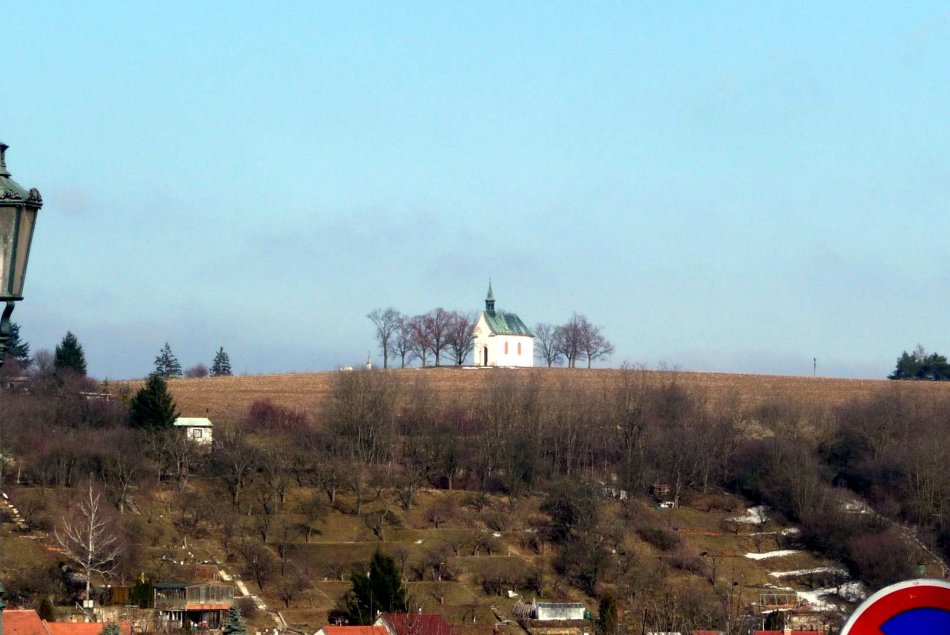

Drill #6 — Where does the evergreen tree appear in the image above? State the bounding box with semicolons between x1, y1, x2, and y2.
153;342;183;378
210;346;232;376
6;322;31;365
100;623;120;635
343;551;408;625
37;596;56;622
54;331;87;376
129;374;179;431
597;594;618;635
222;607;246;635
889;344;950;380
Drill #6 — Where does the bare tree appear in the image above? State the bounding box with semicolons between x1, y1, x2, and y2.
446;311;475;366
428;308;454;365
408;314;432;367
579;319;614;368
55;482;120;598
534;323;565;367
184;363;209;378
557;314;586;368
393;317;416;368
100;429;145;513
367;308;402;369
327;369;397;514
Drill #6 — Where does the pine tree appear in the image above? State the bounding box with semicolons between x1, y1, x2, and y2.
153;342;183;378
54;331;87;376
7;322;31;364
222;607;246;635
100;623;120;635
129;374;180;431
210;346;232;376
343;551;408;625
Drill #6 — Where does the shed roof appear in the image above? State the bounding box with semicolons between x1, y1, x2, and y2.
479;311;533;337
3;610;47;635
174;417;213;428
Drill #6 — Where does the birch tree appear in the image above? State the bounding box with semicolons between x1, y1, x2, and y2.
55;482;120;598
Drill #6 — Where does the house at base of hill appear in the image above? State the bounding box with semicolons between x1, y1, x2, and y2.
375;613;454;635
513;601;589;622
174;417;213;445
3;609;132;635
472;283;534;368
512;600;591;635
153;582;234;629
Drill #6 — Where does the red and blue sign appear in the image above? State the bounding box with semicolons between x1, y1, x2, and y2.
840;579;950;635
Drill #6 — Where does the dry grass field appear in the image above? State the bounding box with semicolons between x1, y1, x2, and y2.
119;367;950;423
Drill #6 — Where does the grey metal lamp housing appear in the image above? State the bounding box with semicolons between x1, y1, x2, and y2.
0;141;42;365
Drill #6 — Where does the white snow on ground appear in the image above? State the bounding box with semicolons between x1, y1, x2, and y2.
728;505;768;524
796;582;867;612
745;549;799;560
841;497;873;514
768;566;848;578
750;527;801;537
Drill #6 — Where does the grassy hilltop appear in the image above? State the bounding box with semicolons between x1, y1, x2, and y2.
157;366;947;421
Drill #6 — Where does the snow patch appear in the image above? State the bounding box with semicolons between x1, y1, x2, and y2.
745;549;799;560
768;566;847;578
796;582;867;612
728;505;768;524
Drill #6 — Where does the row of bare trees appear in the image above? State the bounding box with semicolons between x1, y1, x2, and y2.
534;313;614;368
368;308;475;368
370;308;615;369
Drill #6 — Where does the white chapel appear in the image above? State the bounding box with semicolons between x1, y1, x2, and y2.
472;283;534;367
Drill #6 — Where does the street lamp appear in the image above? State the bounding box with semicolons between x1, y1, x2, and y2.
0;141;42;635
0;141;42;365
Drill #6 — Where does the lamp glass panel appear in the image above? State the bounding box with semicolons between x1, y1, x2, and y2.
0;208;16;298
11;207;37;297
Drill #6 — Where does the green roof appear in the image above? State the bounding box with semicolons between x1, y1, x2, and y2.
481;310;533;336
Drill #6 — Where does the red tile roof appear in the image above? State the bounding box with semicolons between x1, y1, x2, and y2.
3;610;48;635
47;622;132;635
3;610;131;635
46;623;132;635
378;614;454;635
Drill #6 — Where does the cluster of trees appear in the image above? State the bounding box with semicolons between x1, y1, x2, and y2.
153;343;233;379
534;313;614;368
889;344;950;380
368;308;476;368
3;327;234;381
369;308;614;368
2;366;946;631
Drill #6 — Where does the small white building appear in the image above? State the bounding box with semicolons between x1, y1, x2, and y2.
472;283;534;367
174;417;213;445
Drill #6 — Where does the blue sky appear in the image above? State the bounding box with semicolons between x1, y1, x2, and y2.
4;2;949;379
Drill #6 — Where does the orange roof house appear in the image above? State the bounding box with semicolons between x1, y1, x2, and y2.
3;609;131;635
376;614;454;635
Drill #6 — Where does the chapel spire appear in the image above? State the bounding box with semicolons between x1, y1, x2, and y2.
485;280;495;312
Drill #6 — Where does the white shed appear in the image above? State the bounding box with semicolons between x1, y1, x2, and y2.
174;417;213;445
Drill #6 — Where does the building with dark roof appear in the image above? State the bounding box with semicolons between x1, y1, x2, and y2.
472;282;534;367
